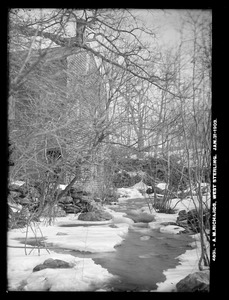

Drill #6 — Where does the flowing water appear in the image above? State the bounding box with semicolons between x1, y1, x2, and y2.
18;198;193;291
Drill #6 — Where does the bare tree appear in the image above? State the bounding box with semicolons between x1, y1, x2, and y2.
9;9;171;94
174;10;211;269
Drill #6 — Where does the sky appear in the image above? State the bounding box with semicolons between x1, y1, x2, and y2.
135;9;211;48
132;9;182;47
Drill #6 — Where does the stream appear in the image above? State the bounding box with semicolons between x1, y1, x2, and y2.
19;198;193;291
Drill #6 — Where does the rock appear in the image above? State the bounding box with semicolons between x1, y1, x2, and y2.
187;209;210;231
64;204;81;214
176;209;210;232
109;224;118;228
61;196;73;204
160;222;178;226
178;209;187;218
112;216;135;225
128;209;142;216
177;219;188;226
78;210;112;221
42;205;66;217
94;197;102;203
176;270;210;292
187;209;199;228
80;195;93;202
33;258;72;272
127;212;155;223
132;222;149;228
146;187;154;194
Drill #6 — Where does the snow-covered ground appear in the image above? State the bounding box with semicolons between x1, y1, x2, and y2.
8;240;116;291
8;181;210;291
156;232;210;292
7;210;129;291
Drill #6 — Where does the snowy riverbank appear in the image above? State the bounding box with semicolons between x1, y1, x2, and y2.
7;182;210;291
7;210;129;291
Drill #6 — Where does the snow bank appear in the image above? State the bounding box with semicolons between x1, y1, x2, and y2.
170;195;211;212
7;239;115;291
159;225;185;234
7;210;130;291
45;225;127;253
156;233;210;292
8;214;129;253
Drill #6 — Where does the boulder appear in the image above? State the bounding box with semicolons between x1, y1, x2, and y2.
33;258;72;272
146;187;154;195
187;209;210;231
187;209;199;228
78;210;112;221
112;216;135;225
127;212;155;223
178;210;187;220
61;196;73;204
64;205;81;214
176;209;210;232
109;224;119;228
176;270;210;292
42;205;66;217
72;198;81;204
80;195;93;202
128;209;141;216
160;222;178;226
